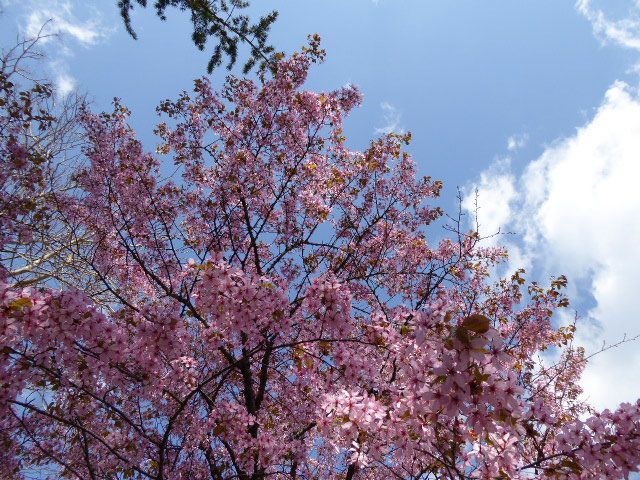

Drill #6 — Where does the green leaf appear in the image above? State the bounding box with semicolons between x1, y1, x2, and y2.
10;298;33;310
462;314;491;334
559;459;582;472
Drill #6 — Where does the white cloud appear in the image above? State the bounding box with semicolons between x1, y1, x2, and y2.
462;157;531;281
53;70;76;98
506;133;529;151
3;0;116;97
465;81;640;411
374;102;405;135
22;0;113;47
576;0;640;51
462;157;517;240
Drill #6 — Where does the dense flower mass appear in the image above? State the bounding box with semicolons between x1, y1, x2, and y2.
0;38;639;479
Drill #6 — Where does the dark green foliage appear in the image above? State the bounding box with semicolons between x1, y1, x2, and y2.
117;0;279;74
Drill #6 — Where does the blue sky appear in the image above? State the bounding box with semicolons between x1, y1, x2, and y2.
1;0;640;412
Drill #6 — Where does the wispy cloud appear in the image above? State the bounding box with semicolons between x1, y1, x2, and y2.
23;1;111;47
576;0;640;50
52;65;76;98
374;102;405;135
506;132;529;151
4;0;115;97
464;81;640;411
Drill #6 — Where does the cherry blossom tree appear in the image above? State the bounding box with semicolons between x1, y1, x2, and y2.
1;38;639;479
